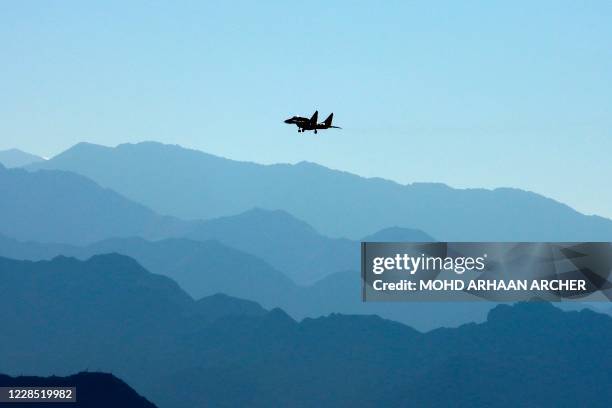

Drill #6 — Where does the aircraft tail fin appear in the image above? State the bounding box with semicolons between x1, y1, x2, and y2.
323;113;334;127
310;110;318;126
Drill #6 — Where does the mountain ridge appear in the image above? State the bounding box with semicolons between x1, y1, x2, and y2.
0;164;191;244
0;163;434;284
30;141;612;240
2;254;611;407
0;233;488;331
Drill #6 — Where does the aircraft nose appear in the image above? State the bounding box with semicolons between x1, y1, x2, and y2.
284;118;292;124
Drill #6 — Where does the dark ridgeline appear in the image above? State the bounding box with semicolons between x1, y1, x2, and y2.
1;255;611;407
76;237;298;310
0;372;157;408
0;233;492;331
0;233;297;308
28;141;612;241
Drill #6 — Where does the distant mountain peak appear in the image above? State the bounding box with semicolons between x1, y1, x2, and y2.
203;207;320;236
0;148;44;168
49;142;111;161
295;160;325;168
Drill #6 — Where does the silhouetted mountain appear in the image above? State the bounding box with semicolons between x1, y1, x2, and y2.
0;149;44;167
3;158;421;283
30;141;612;240
85;237;298;309
0;372;156;408
185;208;358;284
0;255;267;381
0;234;296;309
186;209;434;284
0;156;437;284
0;234;487;331
155;302;612;408
0;254;277;406
0;165;189;244
2;255;611;407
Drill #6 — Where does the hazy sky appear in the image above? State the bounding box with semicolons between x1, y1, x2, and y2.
2;1;611;218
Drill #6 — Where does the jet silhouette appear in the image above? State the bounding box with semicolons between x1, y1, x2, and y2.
284;111;341;134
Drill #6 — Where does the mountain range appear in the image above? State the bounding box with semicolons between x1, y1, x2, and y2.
3;146;604;331
0;234;294;309
3;161;477;331
0;233;490;331
0;162;431;284
5;141;612;406
184;208;434;284
29;141;612;240
1;254;611;407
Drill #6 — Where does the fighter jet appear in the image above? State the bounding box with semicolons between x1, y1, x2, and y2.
284;111;341;134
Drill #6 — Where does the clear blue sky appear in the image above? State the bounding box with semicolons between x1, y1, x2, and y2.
1;1;611;218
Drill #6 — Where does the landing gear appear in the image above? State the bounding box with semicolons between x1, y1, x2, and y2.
314;129;318;134
298;129;302;132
